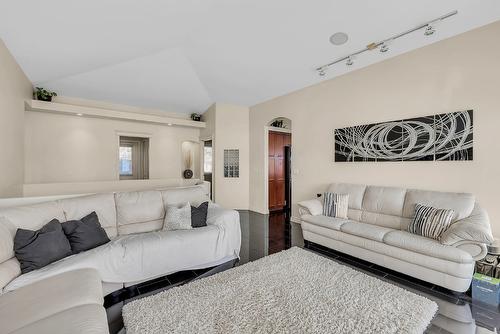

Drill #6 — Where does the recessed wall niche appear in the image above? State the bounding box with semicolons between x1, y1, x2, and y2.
181;141;201;179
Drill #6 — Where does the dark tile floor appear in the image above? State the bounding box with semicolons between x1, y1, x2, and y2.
109;210;500;334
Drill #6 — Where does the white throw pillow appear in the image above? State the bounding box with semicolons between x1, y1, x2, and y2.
322;193;349;219
297;199;323;216
163;202;192;231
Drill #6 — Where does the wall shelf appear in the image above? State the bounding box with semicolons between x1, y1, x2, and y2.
25;100;206;129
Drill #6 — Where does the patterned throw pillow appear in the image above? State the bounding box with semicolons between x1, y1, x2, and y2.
408;203;455;240
163;202;192;231
322;193;349;219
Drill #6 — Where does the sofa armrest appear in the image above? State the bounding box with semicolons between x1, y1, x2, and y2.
440;203;494;246
297;198;323;216
454;241;488;261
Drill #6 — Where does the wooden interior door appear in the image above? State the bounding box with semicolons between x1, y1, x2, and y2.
268;131;291;211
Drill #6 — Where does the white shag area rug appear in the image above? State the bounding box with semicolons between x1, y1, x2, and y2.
123;247;438;334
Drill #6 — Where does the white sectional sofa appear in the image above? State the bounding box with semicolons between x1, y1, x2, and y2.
0;184;240;295
298;183;494;292
0;184;241;333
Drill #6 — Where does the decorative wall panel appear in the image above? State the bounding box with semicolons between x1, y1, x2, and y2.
334;110;473;162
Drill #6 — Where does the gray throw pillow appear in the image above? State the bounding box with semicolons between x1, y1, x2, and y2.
191;202;209;228
62;211;110;254
322;193;349;219
14;219;73;274
163;202;192;231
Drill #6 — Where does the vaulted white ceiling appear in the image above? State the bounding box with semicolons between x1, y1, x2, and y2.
1;1;499;114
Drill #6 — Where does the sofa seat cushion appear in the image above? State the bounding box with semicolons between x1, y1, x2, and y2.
300;215;349;231
340;222;395;242
383;231;473;264
12;304;109;334
0;268;103;334
302;223;473;278
4;207;241;294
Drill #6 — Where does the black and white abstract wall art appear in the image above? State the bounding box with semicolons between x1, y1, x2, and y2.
334;110;473;162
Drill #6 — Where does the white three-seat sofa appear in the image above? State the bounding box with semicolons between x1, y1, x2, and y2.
299;183;494;292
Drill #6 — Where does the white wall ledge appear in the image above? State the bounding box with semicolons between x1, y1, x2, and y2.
25;100;206;129
22;178;206;197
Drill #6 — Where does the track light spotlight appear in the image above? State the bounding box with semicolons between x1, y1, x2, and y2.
318;68;326;77
346;57;354;66
424;25;435;36
379;43;389;53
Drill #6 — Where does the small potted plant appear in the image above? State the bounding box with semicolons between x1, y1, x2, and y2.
34;87;57;102
190;113;202;121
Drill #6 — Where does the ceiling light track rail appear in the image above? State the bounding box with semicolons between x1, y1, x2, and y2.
316;10;458;76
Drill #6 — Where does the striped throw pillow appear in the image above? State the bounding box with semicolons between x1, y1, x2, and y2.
408;204;455;240
322;193;349;219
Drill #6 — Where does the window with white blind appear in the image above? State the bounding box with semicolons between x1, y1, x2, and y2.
119;136;149;180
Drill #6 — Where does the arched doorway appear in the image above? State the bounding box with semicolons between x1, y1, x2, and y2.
266;117;292;214
265;117;293;254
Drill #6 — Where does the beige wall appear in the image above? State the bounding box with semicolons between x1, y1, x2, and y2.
201;103;250;210
25;111;201;184
214;104;250;210
0;40;32;197
250;21;500;238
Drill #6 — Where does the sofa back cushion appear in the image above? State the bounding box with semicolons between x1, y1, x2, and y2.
0;201;65;231
59;193;117;238
161;186;210;208
327;183;366;210
0;201;65;290
115;191;165;235
360;186;408;229
402;189;475;222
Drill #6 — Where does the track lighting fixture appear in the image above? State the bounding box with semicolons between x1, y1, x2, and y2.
315;10;457;77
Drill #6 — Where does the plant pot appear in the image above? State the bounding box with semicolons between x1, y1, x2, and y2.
183;169;193;179
38;96;53;102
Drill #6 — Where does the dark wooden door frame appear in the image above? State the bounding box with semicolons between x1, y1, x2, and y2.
268;131;291;211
